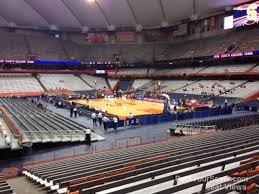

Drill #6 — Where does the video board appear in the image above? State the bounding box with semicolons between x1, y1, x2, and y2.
233;1;259;27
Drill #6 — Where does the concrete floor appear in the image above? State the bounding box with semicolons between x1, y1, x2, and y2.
7;176;47;194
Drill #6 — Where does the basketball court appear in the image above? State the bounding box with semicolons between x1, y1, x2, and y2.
68;98;164;119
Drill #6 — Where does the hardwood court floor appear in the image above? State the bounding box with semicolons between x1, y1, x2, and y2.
69;98;164;119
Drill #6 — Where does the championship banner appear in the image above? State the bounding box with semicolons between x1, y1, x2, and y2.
86;32;108;43
115;31;136;42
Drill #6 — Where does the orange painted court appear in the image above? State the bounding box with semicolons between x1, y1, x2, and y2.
69;98;164;119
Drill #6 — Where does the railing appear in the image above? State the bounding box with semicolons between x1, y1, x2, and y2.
0;92;44;97
0;107;22;143
21;130;86;143
170;124;217;136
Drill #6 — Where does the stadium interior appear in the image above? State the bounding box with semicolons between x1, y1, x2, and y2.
0;0;259;194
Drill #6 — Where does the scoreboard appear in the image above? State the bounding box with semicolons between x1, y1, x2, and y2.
233;1;259;27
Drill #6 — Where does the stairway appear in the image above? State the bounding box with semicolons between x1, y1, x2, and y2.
196;66;209;73
246;63;259;72
127;80;135;91
34;74;48;92
77;75;93;88
105;77;112;90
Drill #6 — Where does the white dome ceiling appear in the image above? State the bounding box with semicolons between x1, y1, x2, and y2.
0;0;252;31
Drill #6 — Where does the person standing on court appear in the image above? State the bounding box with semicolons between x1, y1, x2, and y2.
112;116;118;131
102;115;110;131
84;128;92;145
98;112;103;126
128;112;134;126
91;112;97;127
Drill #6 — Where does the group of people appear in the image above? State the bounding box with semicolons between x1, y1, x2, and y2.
91;111;136;131
69;103;80;118
91;112;119;131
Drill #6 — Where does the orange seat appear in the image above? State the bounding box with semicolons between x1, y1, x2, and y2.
69;174;105;186
247;166;259;177
68;191;79;194
246;183;257;193
240;156;259;165
231;170;248;177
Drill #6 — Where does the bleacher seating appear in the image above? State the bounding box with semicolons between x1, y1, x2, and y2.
175;80;245;96
132;79;152;90
221;81;259;98
160;80;195;92
0;32;27;60
186;114;259;130
28;35;67;60
22;126;259;194
0;98;88;144
0;74;44;96
0;28;257;61
80;75;108;90
201;64;255;73
0;173;13;194
118;68;147;75
39;74;91;91
150;67;203;74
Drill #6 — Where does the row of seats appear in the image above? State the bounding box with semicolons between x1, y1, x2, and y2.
149;67;203;74
175;80;245;96
186;114;259;130
221;81;259;98
201;64;255;73
0;74;43;95
0;73;256;99
23;126;259;194
80;75;108;90
0;98;87;144
118;64;257;77
0;173;12;194
118;68;148;75
38;74;91;92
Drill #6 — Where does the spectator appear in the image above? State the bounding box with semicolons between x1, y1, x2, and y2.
102;115;110;131
84;128;92;145
224;99;228;108
69;105;73;117
98;112;103;126
112;116;118;131
91;112;97;127
73;106;78;118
